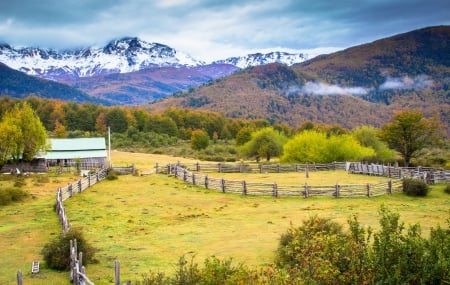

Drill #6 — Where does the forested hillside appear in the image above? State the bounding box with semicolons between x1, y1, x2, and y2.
147;26;450;132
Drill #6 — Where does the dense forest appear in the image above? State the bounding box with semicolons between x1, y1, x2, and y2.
0;96;448;167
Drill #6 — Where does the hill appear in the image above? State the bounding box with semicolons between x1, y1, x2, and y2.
0;63;110;105
147;26;450;131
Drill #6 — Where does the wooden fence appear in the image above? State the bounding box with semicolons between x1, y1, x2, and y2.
52;168;107;285
349;162;450;184
170;165;402;198
70;239;94;285
156;161;346;174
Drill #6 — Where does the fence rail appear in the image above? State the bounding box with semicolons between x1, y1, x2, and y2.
171;165;402;198
157;161;450;185
52;168;107;285
156;162;346;174
349;162;450;184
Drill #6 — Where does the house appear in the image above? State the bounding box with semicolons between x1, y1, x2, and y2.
44;138;108;169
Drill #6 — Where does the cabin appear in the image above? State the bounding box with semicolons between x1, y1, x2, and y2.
44;137;108;169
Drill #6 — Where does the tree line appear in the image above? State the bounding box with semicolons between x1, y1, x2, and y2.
0;96;445;168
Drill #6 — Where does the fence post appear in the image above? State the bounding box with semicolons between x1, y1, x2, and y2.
196;162;200;172
367;183;371;197
205;175;209;189
259;164;262;173
115;260;120;285
218;163;222;173
88;173;91;187
155;163;159;174
68;183;73;198
273;183;278;197
335;184;340;198
221;178;225;193
242;180;247;195
192;173;196;185
183;169;187;181
388;180;392;194
304;182;309;198
305;163;309;178
277;164;280;173
17;270;22;285
78;179;82;192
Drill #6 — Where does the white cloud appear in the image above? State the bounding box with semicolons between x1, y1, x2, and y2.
301;81;371;96
379;75;434;90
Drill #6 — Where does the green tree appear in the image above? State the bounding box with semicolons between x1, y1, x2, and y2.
325;134;375;162
282;130;375;163
380;110;442;166
191;129;210;150
235;126;253;146
281;130;327;163
0;102;49;162
352;125;397;162
107;108;129;133
240;127;287;162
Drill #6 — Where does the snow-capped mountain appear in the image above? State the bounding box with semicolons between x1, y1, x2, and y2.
0;37;204;80
0;38;309;81
213;51;308;69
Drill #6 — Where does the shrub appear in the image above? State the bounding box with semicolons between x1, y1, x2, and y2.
403;178;429;196
0;187;29;205
41;228;97;270
106;168;118;180
275;215;350;283
444;184;450;194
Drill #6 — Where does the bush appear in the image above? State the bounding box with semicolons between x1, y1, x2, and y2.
444;184;450;194
41;228;97;270
0;187;29;205
106;168;118;180
403;178;429;196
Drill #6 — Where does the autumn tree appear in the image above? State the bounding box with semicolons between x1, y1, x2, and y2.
0;102;48;164
53;120;67;138
379;110;442;166
191;129;210;150
240;127;287;162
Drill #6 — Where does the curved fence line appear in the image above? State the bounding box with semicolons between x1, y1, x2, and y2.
169;165;403;198
53;168;107;285
156;161;346;174
156;161;450;184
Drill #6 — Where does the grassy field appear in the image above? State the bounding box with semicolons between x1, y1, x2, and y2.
1;151;449;284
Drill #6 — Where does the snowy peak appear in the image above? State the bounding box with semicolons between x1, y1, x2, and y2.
0;37;203;80
213;51;308;69
0;38;309;81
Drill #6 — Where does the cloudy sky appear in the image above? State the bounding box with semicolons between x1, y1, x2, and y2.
1;0;449;62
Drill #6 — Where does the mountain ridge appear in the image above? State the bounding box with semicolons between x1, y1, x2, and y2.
0;37;308;81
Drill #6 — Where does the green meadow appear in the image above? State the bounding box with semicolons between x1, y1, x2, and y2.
1;151;449;284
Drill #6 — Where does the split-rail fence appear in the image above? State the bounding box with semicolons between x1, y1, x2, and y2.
161;163;403;198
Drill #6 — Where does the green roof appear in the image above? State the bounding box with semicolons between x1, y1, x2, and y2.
42;138;107;160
